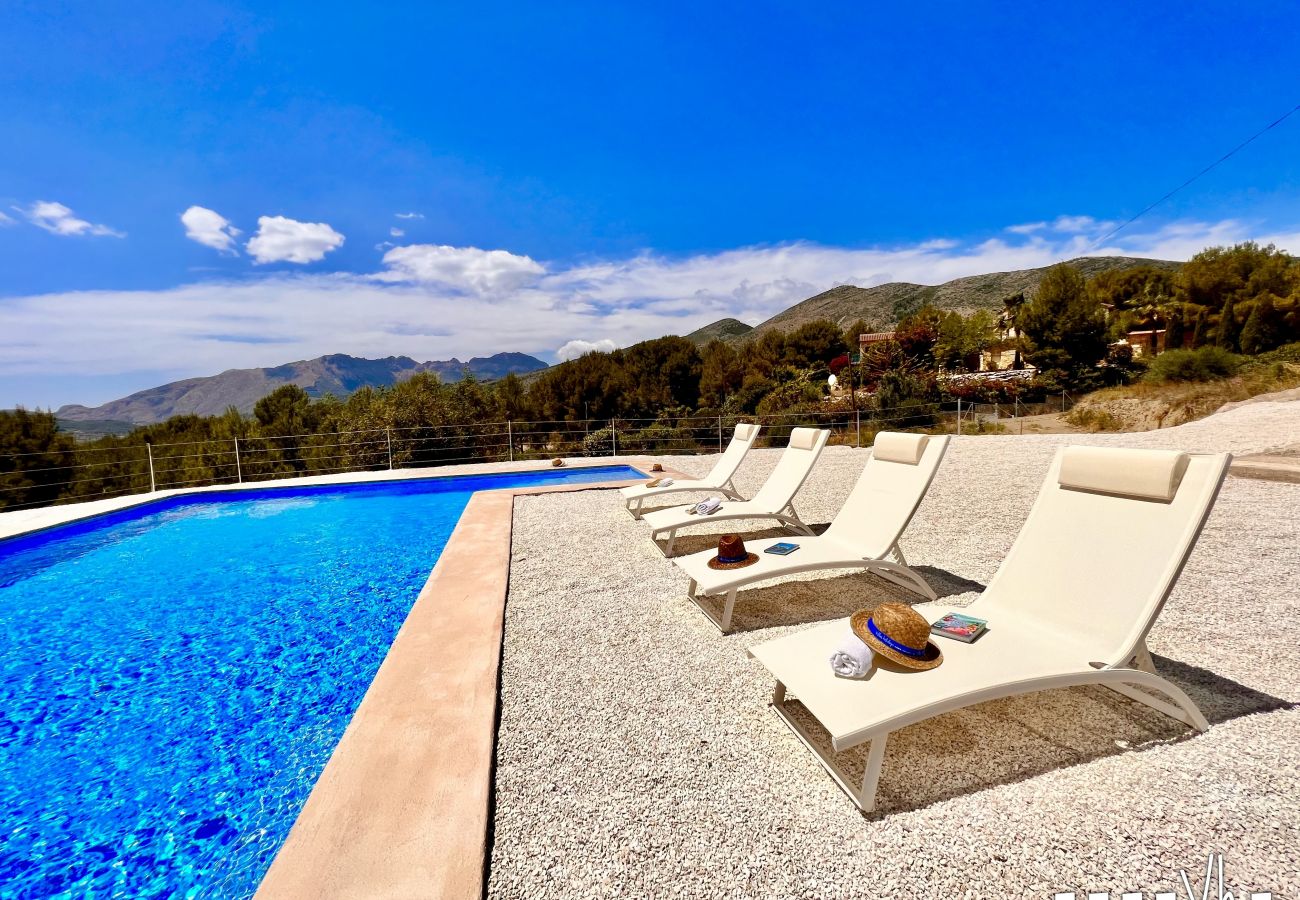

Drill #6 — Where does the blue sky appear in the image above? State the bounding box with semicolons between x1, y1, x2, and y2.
3;1;1300;408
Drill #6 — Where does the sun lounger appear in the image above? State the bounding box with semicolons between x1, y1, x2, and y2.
748;445;1231;811
620;422;762;519
673;432;949;632
641;427;831;556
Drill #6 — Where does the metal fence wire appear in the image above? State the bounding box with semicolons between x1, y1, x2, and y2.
1;399;1074;512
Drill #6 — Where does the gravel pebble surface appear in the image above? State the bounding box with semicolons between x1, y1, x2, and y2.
489;400;1300;899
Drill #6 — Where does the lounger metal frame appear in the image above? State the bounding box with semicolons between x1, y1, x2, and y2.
678;434;950;632
622;424;761;519
687;542;935;633
645;428;831;557
748;448;1230;813
767;638;1210;812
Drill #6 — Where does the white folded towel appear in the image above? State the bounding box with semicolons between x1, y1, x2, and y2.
829;629;875;679
659;478;674;487
694;496;722;515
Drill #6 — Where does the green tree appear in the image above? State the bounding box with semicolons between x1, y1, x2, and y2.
698;339;745;409
842;318;872;354
934;310;995;372
1214;296;1241;351
0;408;77;510
1190;307;1211;348
746;330;788;378
783;320;847;369
618;336;703;416
893;306;942;367
1019;264;1109;383
1164;304;1186;351
494;372;529;421
1239;293;1285;354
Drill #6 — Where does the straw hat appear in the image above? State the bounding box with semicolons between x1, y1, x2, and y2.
707;534;759;569
851;602;942;670
650;463;664;472
551;457;565;467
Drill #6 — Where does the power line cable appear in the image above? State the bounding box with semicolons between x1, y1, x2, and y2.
1087;100;1300;250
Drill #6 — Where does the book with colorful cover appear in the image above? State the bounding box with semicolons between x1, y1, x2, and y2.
930;613;988;643
764;542;800;555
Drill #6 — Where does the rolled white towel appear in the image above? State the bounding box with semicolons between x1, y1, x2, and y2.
659;478;674;487
829;629;875;679
695;496;722;515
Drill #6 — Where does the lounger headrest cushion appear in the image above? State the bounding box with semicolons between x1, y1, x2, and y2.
872;432;929;465
1058;446;1191;501
789;427;820;451
734;422;757;442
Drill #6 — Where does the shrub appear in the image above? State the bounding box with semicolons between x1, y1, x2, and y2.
581;427;615;456
1065;407;1126;432
1144;346;1242;383
625;423;693;453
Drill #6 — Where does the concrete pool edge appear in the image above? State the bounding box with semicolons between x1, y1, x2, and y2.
251;460;689;899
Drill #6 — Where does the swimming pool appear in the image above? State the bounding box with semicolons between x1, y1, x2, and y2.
0;465;642;899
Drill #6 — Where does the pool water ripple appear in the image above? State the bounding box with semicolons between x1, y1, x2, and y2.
0;466;639;898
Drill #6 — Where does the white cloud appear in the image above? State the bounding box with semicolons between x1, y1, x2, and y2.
245;215;345;264
5;216;1300;405
1006;221;1047;235
395;211;424;219
0;210;15;227
19;200;123;237
1051;214;1105;233
180;205;241;254
390;227;404;237
556;338;617;360
377;244;545;295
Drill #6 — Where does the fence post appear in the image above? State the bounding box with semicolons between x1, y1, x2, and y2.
955;398;961;436
146;443;156;492
611;419;618;457
507;420;514;463
234;437;243;483
855;409;861;448
386;427;393;470
717;415;723;454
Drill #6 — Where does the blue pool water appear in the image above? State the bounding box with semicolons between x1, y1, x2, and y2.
0;465;640;899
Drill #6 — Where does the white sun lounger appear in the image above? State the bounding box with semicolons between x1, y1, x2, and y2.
673;432;949;632
749;445;1231;812
641;427;831;556
620;422;762;519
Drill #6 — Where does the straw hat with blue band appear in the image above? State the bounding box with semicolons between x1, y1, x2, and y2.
851;602;942;670
707;534;759;570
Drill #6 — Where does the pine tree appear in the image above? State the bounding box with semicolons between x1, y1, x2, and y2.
1018;264;1109;384
1190;308;1210;348
1239;294;1283;354
1163;305;1185;352
1214;297;1241;351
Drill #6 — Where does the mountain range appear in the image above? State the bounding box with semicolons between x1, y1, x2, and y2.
53;255;1180;430
697;255;1181;343
56;352;548;425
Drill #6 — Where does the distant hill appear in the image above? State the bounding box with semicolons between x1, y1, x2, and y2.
56;352;549;425
743;256;1182;340
685;317;755;345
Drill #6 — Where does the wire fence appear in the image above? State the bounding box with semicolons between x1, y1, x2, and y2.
0;397;1077;513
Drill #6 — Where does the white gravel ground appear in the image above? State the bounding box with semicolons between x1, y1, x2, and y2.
489;399;1300;899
